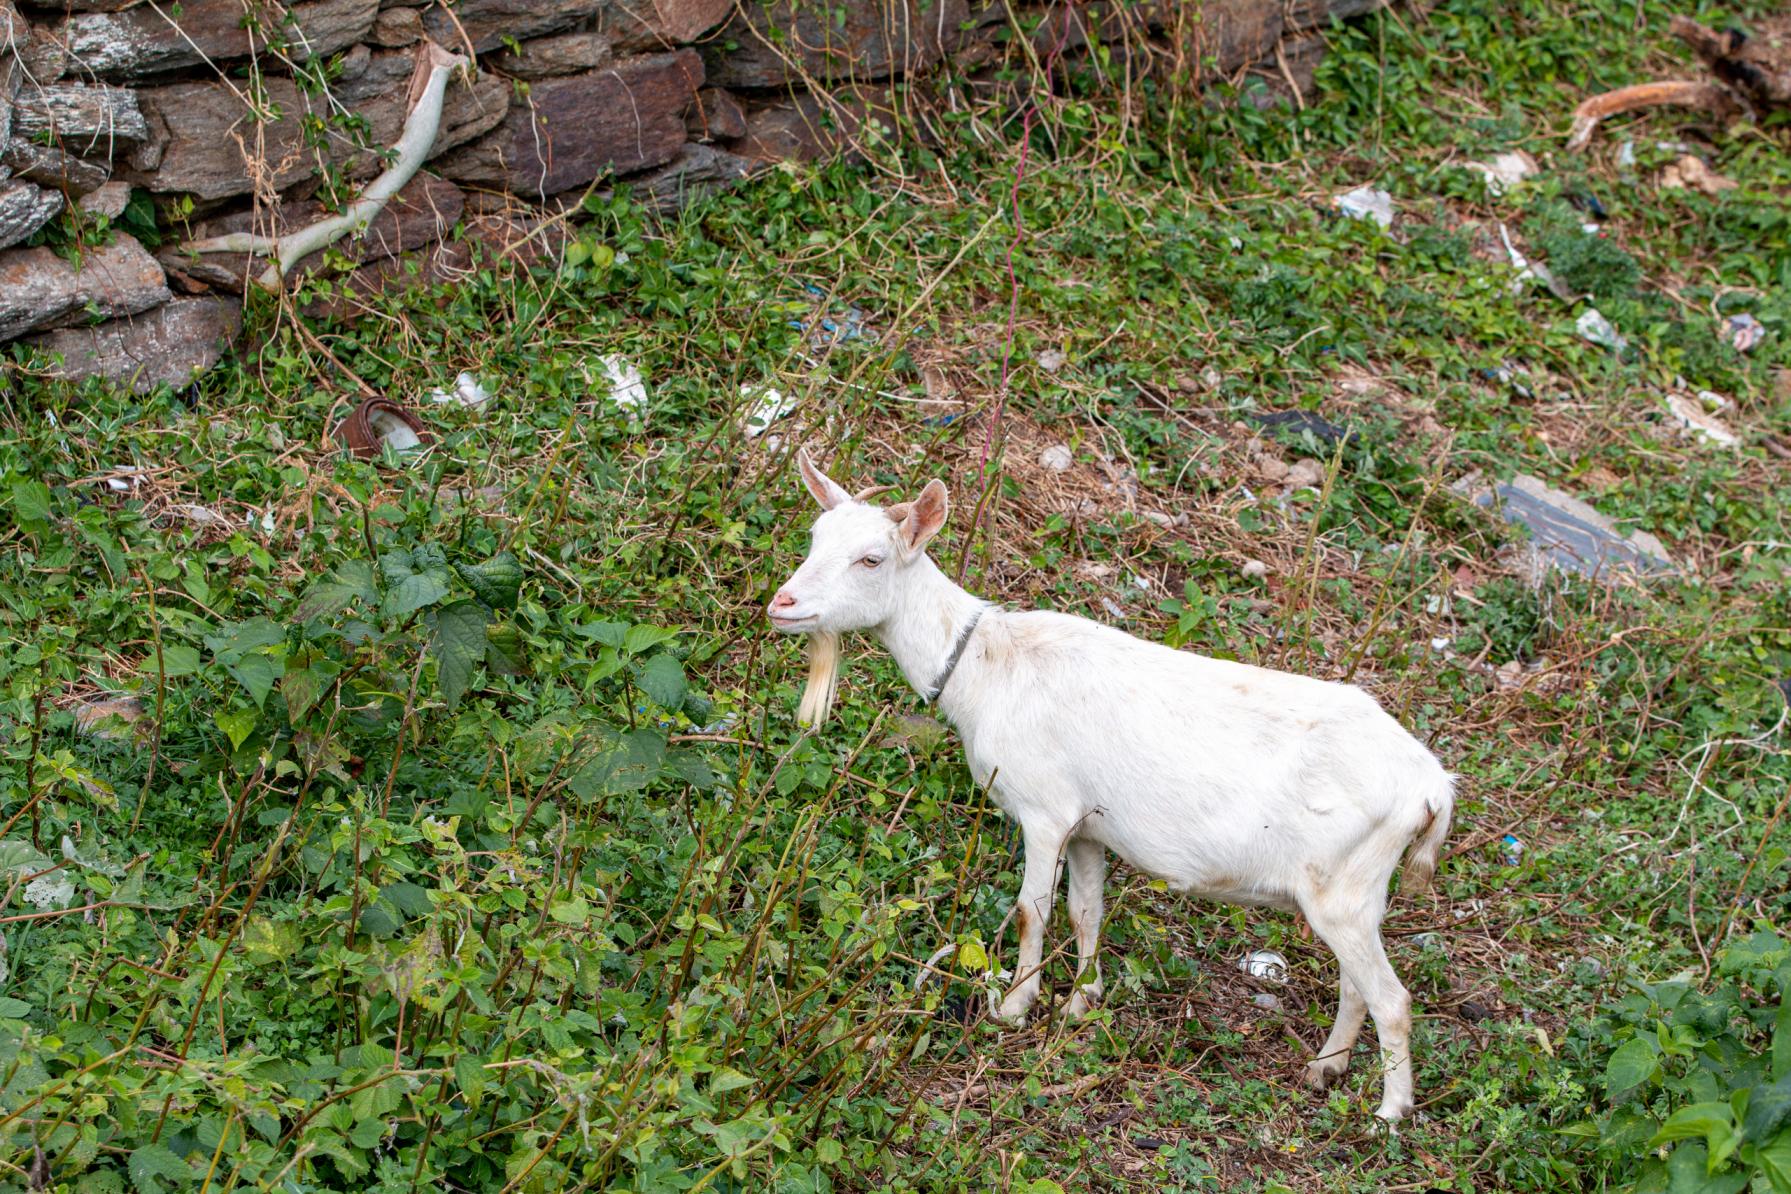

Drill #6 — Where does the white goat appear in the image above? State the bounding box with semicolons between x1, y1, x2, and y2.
767;450;1455;1123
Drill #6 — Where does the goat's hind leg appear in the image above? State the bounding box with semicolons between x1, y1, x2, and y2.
1304;973;1367;1089
1060;835;1105;1021
1299;892;1415;1122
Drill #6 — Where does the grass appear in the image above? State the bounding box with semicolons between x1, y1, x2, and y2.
3;0;1791;1190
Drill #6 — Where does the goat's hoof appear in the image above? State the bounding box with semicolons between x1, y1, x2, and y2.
1373;1101;1413;1127
1303;1057;1348;1090
994;995;1036;1027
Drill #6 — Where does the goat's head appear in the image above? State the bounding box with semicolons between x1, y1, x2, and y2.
768;449;949;637
769;450;949;725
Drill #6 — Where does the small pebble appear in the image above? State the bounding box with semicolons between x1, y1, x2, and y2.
1037;348;1067;373
1241;559;1268;580
1039;444;1073;472
1251;993;1281;1010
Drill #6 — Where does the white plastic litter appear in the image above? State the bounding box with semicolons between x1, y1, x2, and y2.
1465;151;1535;197
598;356;648;413
1664;392;1739;447
1721;313;1766;353
1335;185;1394;229
739;384;796;438
1576;308;1628;352
1037;348;1067;373
366;406;422;451
429;371;492;410
1238;950;1289;983
1498;223;1561;296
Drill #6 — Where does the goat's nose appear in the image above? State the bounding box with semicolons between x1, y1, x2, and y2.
770;590;797;611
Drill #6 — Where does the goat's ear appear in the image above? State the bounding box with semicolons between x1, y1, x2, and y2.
890;479;948;556
797;448;851;511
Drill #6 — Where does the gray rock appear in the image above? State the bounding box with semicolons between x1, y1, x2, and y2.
1473;474;1674;582
612;142;757;213
52;0;378;80
4;141;112;194
78;179;131;218
368;6;423;46
24;295;242;391
13;82;148;153
686;87;746;142
127;59;507;199
419;0;729;55
486;31;613;78
705;0;967;87
0;233;168;340
437;51;701;198
0;178;63;248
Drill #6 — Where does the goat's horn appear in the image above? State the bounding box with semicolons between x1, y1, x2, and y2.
853;484;896;502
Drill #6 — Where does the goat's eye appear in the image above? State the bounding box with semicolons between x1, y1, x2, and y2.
858;555;883;569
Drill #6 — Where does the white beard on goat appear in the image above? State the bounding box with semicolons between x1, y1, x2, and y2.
765;448;1456;1124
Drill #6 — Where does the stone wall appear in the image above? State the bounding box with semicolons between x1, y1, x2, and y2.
0;0;1384;390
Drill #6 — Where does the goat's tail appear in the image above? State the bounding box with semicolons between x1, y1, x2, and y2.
1401;773;1456;892
798;631;841;725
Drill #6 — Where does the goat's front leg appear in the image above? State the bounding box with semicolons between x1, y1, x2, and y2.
995;823;1065;1025
1060;835;1105;1020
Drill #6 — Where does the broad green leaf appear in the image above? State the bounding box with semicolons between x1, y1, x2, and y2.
148;642;202;678
622;623;679;655
1755;1131;1791;1194
1746;1075;1791;1144
569;728;666;799
10;478;52;531
959;940;988;971
577;620;628;647
1606;1035;1660;1094
1650;1101;1734;1148
128;1142;192;1193
710;1068;755;1094
635;651;686;710
429;600;490;707
282;664;330;722
663;749;719;791
485;620;528;675
214;707;257;750
1776;962;1791;1081
457;552;522;610
550;897;591;925
386;570;451;618
0;997;31;1018
455;1055;488;1110
227;653;283;709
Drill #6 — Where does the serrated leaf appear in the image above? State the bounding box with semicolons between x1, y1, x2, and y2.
386;571;451;618
622;624;679;655
958;940;988;971
455;1054;488;1110
10;478;52;532
213;707;257;751
710;1068;755;1094
456;553;522;610
128;1142;192;1193
568;728;666;799
577;620;628;647
485;620;528;675
429;600;489;707
550;897;591;925
282;665;329;723
635;651;686;710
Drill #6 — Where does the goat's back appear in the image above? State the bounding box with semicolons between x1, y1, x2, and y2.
944;610;1449;902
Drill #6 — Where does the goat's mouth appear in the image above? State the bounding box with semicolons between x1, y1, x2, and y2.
767;610;819;632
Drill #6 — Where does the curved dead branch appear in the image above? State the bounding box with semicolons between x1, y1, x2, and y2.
1564;79;1736;152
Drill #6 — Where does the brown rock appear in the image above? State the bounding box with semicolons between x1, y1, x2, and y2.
419;0;607;53
13;83;148;150
3;142;112;194
686;87;746;142
706;0;968;87
52;0;379;80
610;142;756;213
486;31;613;78
600;0;731;50
436;51;702;198
127;59;507;199
78;180;133;218
23;295;242;391
0;179;63;248
0;233;169;340
368;6;423;46
1284;0;1387;29
163;173;465;291
727;85;905;163
1196;0;1284;74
